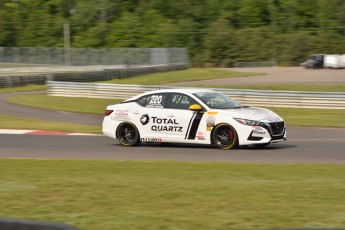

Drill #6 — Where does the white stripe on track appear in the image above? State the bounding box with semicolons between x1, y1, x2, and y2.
0;129;101;136
0;129;35;134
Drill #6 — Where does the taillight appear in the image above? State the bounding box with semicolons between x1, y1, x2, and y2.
104;110;113;116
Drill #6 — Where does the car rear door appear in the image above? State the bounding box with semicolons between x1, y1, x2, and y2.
133;93;169;142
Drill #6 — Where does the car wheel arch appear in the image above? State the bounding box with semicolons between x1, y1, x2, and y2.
116;121;141;146
210;123;239;149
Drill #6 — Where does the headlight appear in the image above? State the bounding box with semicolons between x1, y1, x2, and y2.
234;118;264;126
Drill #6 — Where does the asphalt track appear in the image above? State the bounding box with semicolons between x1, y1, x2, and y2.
1;67;344;164
0;126;344;164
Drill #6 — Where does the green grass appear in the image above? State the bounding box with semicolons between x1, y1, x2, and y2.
6;94;121;115
267;107;345;128
7;94;345;128
0;115;100;133
0;84;46;94
0;159;344;230
101;68;263;85
99;68;344;92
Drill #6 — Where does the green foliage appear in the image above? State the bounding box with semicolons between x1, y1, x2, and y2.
0;0;344;66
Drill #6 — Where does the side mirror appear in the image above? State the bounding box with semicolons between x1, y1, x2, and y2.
189;104;203;111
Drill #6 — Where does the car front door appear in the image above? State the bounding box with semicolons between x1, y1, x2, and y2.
165;93;207;141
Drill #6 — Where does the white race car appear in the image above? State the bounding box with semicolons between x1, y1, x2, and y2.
102;89;287;149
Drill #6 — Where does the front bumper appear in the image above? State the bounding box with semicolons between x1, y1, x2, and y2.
263;121;287;143
237;121;287;146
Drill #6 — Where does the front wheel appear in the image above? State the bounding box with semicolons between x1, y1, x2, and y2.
116;122;141;146
212;124;238;150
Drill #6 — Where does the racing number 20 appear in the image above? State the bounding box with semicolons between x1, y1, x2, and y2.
149;95;162;104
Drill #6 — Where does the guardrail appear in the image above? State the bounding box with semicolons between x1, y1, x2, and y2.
47;81;345;109
0;64;188;88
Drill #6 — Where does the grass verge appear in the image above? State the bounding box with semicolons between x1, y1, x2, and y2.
7;94;345;128
0;114;100;133
0;159;344;230
267;107;345;128
0;84;46;94
6;94;121;115
101;68;263;85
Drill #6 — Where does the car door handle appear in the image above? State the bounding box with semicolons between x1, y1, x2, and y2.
133;110;140;114
167;113;175;117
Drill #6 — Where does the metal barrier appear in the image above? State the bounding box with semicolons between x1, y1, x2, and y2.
0;74;47;88
0;64;188;88
47;81;345;109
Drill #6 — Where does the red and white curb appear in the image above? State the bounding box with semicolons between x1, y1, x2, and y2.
0;129;101;136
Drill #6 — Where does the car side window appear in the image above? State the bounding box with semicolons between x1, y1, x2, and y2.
168;93;198;110
137;96;147;106
137;93;168;108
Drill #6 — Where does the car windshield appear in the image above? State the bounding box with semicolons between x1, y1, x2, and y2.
193;92;243;109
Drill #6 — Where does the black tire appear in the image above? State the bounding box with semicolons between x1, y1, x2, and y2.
254;143;270;148
116;122;141;147
212;124;238;150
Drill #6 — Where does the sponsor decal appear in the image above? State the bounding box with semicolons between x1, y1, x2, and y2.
146;95;164;108
152;126;183;132
151;117;179;125
206;115;215;127
112;109;130;121
196;131;205;140
140;137;162;142
253;130;265;135
140;114;150;125
146;104;163;108
139;115;183;132
252;129;266;137
207;111;218;115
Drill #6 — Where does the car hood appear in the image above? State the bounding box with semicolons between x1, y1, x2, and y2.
215;107;283;123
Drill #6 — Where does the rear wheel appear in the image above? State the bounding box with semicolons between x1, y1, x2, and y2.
116;122;141;146
212;124;238;150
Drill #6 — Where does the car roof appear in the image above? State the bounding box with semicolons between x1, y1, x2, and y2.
125;88;216;101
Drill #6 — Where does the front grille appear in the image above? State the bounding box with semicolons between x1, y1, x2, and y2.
263;122;285;137
269;122;285;136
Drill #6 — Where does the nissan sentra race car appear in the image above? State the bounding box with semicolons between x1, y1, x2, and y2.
102;88;287;149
